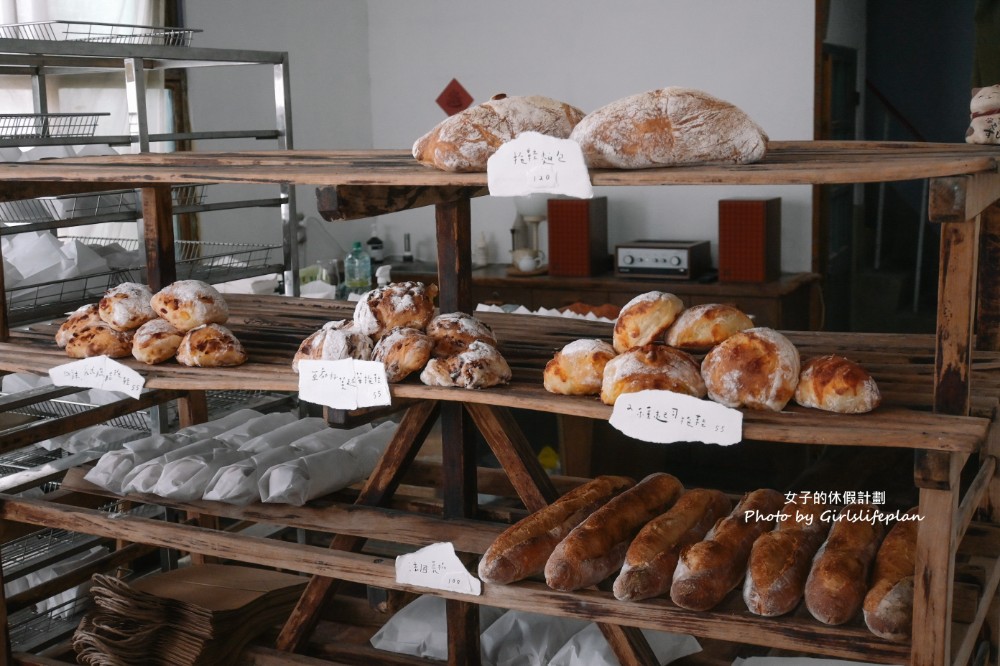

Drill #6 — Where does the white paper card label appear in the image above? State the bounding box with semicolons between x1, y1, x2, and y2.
298;359;391;410
49;356;145;399
395;542;482;596
487;131;593;199
609;390;743;446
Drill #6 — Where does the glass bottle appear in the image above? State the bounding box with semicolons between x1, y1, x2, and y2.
366;222;385;263
344;241;372;295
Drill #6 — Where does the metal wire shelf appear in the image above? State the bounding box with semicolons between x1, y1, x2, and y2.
0;20;200;46
0;185;206;225
0;113;109;140
4;393;152;433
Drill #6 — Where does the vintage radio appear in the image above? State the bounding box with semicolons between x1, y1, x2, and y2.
614;240;711;280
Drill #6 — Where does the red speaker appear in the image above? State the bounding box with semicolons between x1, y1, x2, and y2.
547;196;609;277
718;198;782;282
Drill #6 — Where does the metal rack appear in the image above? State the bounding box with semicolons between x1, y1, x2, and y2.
0;113;108;141
0;20;200;47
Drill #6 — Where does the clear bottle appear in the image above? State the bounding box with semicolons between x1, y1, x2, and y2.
366;221;385;263
344;241;372;295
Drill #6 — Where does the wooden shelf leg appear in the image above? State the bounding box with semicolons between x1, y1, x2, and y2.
140;184;177;291
976;202;1000;351
913;483;958;666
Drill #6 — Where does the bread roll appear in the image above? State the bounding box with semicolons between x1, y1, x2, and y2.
804;503;885;625
794;354;882;414
665;303;754;351
701;327;800;412
545;472;683;592
353;281;438;339
175;323;247;367
56;304;101;348
613;488;732;602
570;87;768;169
64;322;135;359
292;320;373;372
413;93;586;172
743;496;830;617
543;339;616;396
670;488;785;611
131;318;184;365
426;312;497;358
478;475;635;585
150;280;229;333
419;340;511;389
863;508;919;641
613;291;685;353
371;327;434;382
600;343;706;406
98;282;156;332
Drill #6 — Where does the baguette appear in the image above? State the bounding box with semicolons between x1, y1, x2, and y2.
613;488;732;601
670;488;785;611
804;503;885;625
477;475;634;585
544;472;684;591
743;495;830;616
863;507;920;640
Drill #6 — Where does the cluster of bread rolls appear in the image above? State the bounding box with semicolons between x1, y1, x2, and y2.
55;280;246;368
543;290;881;414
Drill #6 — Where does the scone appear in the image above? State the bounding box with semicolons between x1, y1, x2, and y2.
64;322;135;359
131;318;184;365
665;303;754;351
175;323;247;367
600;343;706;406
371;327;434;382
150;280;229;332
291;320;374;372
612;291;685;353
419;340;512;389
98;282;157;331
543;339;617;396
701;327;800;412
55;303;101;348
794;354;881;414
353;281;439;339
426;312;497;358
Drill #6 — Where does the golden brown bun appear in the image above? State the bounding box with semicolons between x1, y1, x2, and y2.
98;282;156;332
701;327;800;411
612;291;685;353
478;475;635;585
545;472;684;591
353;281;438;339
419;340;511;389
665;303;754;351
150;280;229;333
131;318;183;365
570;87;768;169
600;343;705;406
863;508;919;641
543;339;616;396
670;488;785;611
613;488;732;602
291;320;373;372
64;322;135;359
413;94;586;172
371;327;434;383
794;354;882;414
426;312;497;358
56;304;101;348
175;323;247;367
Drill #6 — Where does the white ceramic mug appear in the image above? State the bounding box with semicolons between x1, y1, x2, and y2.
512;248;544;272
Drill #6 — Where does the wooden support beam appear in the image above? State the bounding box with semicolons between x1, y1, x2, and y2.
929;172;1000;224
934;217;980;416
141;184;176;291
316;184;487;222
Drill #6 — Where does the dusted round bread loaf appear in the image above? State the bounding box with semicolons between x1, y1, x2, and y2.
543;339;616;396
291;320;373;372
98;282;156;331
413;94;586;172
353;281;438;339
150;280;229;332
64;322;134;359
600;343;706;406
419;340;511;389
175;323;247;367
612;291;685;353
131;318;184;365
794;354;881;414
56;303;101;348
426;311;497;358
371;327;434;383
701;327;800;412
665;303;754;351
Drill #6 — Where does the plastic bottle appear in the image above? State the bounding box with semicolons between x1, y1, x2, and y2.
366;222;385;263
344;241;372;295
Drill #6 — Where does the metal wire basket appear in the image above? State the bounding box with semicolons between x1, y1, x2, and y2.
0;113;108;140
0;20;200;46
0;185;206;225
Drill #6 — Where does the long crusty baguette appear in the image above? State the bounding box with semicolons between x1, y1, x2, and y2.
670;488;785;611
477;475;635;585
804;503;885;625
544;472;683;591
863;507;920;641
613;488;732;601
743;496;830;616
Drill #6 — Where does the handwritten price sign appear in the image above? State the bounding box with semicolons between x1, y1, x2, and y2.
49;356;145;399
486;131;593;199
609;390;743;446
298;359;391;410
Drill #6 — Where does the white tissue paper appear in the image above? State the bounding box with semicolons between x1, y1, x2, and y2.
287;422;374;454
84;434;179;493
172;408;263;442
211;411;300;446
480;610;589;666
369;595;505;661
548;623;701;666
203;444;310;505
152;448;252;501
119;438;227;496
28;545;108;619
38;424;141;454
236;417;330;453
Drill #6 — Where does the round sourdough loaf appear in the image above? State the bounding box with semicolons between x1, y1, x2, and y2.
175;323;247;367
794;354;881;414
612;291;685;353
292;320;373;372
701;327;800;411
371;326;434;383
426;312;496;358
56;303;102;348
353;281;438;339
131;318;184;365
600;343;705;406
543;338;617;396
150;280;229;333
665;303;754;351
98;282;157;331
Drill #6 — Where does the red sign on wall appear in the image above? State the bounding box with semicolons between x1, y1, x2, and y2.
436;79;473;116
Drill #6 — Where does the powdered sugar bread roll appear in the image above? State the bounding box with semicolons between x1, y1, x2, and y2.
175;323;247;367
794;354;881;414
419;340;511;389
665;303;754;351
292;320;373;372
353;281;438;339
426;312;497;358
64;322;134;359
56;303;101;348
150;280;229;333
612;291;685;353
131;318;184;365
543;339;616;396
701;327;800;412
98;282;157;331
413;94;586;172
371;327;434;383
600;343;705;406
570;87;768;169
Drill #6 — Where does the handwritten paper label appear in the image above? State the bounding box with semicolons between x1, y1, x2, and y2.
298;359;391;410
487;131;593;199
609;390;743;446
49;356;145;399
395;542;482;595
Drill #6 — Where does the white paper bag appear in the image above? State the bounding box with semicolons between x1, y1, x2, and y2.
202;444;309;505
211;411;299;446
84;434;179;493
548;623;701;666
480;610;588;666
236;416;330;453
339;420;396;471
173;408;263;442
259;448;359;506
369;595;506;661
38;424;140;454
119;438;226;495
152;448;252;501
286;421;373;454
